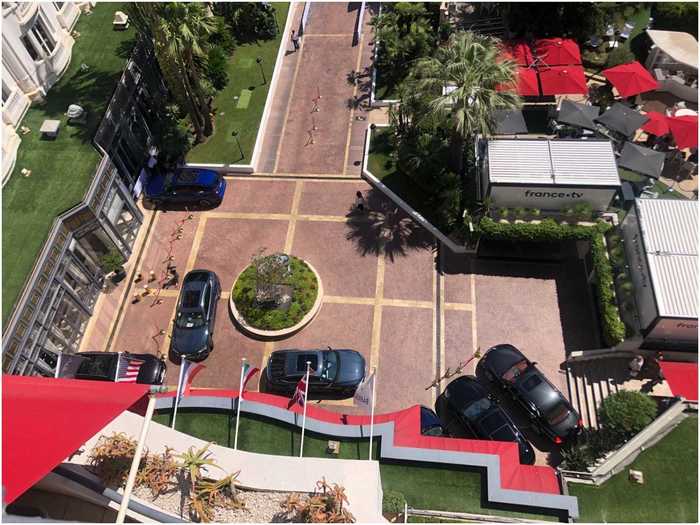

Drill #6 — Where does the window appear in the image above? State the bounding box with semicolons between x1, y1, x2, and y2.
20;34;39;60
31;18;55;55
53;2;65;9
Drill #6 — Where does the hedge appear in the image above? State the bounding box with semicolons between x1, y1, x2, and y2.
598;390;658;438
478;218;625;347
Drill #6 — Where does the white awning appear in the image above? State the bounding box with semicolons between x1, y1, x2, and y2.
647;30;698;69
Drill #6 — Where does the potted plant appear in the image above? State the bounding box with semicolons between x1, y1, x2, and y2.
498;208;510;221
100;249;126;283
529;208;541;219
514;207;527;220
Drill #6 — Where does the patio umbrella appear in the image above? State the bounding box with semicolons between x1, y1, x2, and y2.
493;108;528;135
640;111;670;136
602;61;659;98
667;115;699;149
496;67;540;97
501;41;533;66
556;99;600;130
533;38;582;66
617;142;666;179
594;103;649;137
538;66;588;95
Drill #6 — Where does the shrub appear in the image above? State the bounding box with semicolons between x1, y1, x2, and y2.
598;391;658;439
383;490;406;514
582;49;608;68
99;250;125;274
208;16;236;53
206;46;230;91
529;208;541;218
88;433;138;488
151;104;195;166
574;202;593;221
284;478;355;523
606;46;635;68
498;208;510;219
514;207;527;219
560;442;596;471
218;2;277;43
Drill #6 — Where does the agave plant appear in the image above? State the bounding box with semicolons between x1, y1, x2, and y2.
283;478;355;523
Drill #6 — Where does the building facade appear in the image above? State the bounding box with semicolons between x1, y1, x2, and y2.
2;40;167;377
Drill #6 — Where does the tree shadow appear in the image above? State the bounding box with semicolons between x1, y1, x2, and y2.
344;188;435;262
115;36;137;59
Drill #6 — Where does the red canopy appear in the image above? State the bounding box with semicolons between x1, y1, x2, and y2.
659;361;698;402
496;67;540;97
2;375;150;504
533;38;582;66
667;115;699;149
538;66;588;95
501;41;533;66
602;61;659;98
641;111;671;136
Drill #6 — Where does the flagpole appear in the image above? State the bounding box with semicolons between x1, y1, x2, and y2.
299;361;311;458
233;358;246;450
171;358;186;429
368;367;377;460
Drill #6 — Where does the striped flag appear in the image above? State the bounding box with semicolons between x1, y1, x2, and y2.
287;375;308;408
116;356;145;383
241;362;260;394
177;358;206;401
353;371;374;410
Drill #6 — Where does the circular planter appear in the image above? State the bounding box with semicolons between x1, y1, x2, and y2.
229;258;324;340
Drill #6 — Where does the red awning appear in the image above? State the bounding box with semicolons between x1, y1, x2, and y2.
2;376;150;504
496;67;540;97
538;66;588;95
659;361;698;402
602;61;659;98
501;41;533;66
533;38;582;66
641;111;671;136
667;115;699;149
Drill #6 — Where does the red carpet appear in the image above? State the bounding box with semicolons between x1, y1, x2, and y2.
660;361;698;402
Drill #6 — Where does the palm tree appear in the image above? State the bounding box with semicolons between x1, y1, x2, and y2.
130;3;215;143
409;31;521;178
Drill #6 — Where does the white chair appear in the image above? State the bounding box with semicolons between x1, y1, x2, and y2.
113;11;129;30
605;24;615;37
619;21;635;40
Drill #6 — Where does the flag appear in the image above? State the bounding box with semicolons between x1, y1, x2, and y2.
116;355;145;383
287;375;308;408
54;352;87;379
176;358;206;400
353;372;375;410
241;362;260;393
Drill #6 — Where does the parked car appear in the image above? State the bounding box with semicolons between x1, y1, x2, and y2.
58;351;166;385
265;347;365;398
420;406;446;437
435;376;536;464
476;344;582;444
145;167;226;207
170;270;221;360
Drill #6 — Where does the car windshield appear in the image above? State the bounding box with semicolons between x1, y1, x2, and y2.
321;351;339;381
546;403;571;425
462;397;491;419
76;355;116;379
502;359;529;383
175;311;205;328
490;425;517;442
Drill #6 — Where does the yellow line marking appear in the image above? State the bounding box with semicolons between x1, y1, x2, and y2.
322;295;436;309
320;398;355;407
470;273;478;354
221;291;230;300
273;39;305;174
438;260;445;405
444;303;473;311
302;33;355;37
324;295;375;306
383;298;434;309
432;261;439;407
342;30;365;175
369;254;385;372
284;181;304;253
205;212;290;221
152;289;179;298
261;341;274;375
249;174;368;180
299;214;350;222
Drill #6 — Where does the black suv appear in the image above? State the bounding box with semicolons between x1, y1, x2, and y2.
170;270;221;360
436;376;536;464
476;344;582;444
265;348;365;398
65;352;166;385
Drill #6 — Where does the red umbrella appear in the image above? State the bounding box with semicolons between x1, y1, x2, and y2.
602;61;659;98
640;111;670;136
498;67;540;96
667;115;699;149
533;38;582;66
501;41;533;66
538;66;588;95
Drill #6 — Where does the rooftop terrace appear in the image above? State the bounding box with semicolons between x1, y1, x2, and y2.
2;4;133;323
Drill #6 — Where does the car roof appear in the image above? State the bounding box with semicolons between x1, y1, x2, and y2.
516;367;567;411
175;169;219;186
445;376;488;406
483;344;527;372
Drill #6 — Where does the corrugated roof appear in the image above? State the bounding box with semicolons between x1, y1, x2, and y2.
637;198;698;319
487;139;620;186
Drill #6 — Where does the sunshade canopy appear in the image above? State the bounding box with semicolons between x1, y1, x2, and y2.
557;99;600;129
595;102;649;137
501;41;533;66
2;375;150;504
538;66;588;95
496;67;540;97
617;142;666;179
533;38;582;66
493;109;528;135
602;61;659;98
667;115;699;149
641;111;671;136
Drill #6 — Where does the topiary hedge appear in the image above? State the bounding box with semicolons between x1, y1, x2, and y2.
477;218;626;347
382;490;406;515
598;390;658;439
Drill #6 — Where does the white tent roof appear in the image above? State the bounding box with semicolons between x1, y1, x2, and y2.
487;139;620;186
636;198;698;319
647;30;698;69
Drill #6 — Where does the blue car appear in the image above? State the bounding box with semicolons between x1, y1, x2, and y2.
145;168;226;207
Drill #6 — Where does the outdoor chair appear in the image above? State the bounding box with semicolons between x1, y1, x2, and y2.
113;11;129;30
586;35;602;48
619;21;635;40
605;24;615;37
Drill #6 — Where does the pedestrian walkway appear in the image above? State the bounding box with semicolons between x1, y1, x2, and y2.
257;2;376;176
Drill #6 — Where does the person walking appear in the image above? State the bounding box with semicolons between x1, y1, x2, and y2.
291;30;300;51
354;190;366;213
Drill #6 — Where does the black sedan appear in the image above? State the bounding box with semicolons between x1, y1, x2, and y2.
420;406;446;437
476;344;582;444
265;347;365;398
435;376;535;465
71;352;166;385
170;270;221;360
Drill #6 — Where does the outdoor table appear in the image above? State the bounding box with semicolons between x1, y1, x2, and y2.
40;119;60;138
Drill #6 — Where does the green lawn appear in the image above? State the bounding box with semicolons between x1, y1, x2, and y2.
569;416;698;523
155;409;558;521
186;3;289;164
2;5;134;323
618;168;688;200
